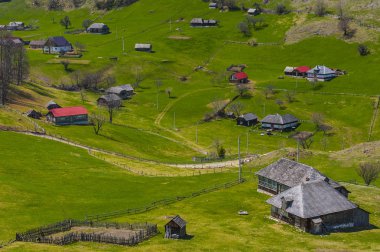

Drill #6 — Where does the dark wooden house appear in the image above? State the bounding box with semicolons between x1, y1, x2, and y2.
230;72;248;84
164;215;187;239
25;109;42;119
87;23;110;34
29;40;46;49
97;94;122;107
247;8;259;16
106;84;134;99
237;113;258;126
266;180;369;234
46;107;88;126
255;158;350;197
284;66;295;76
46;100;61;111
261;113;299;131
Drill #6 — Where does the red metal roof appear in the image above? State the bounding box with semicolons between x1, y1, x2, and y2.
234;72;248;80
295;66;310;73
49;107;88;117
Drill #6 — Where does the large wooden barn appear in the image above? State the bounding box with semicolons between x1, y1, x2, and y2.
46;107;88;126
261;113;299;131
164;215;187;239
266;180;369;234
236;113;258;127
106;85;134;99
255;158;350;197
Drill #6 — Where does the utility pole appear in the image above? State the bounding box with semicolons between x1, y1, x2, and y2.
156;92;159;110
173;111;176;129
196;122;198;144
246;131;249;155
238;136;242;182
297;140;299;162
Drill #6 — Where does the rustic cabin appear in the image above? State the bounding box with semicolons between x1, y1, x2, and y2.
255;158;350;197
46;107;88;126
135;43;152;52
284;66;295;76
266;180;369;234
106;85;134;99
227;64;246;72
43;36;72;54
237;113;258;126
29;40;46;49
247;8;259;15
87;23;110;34
307;65;336;82
293;66;310;77
230;72;248;83
226;111;236;119
164;215;187;239
7;21;24;30
261;113;299;131
25;110;42;119
97;94;122;107
45;100;61;110
190;18;217;27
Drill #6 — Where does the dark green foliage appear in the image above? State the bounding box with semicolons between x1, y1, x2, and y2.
358;44;370;56
60;16;71;29
275;3;288;15
95;0;139;10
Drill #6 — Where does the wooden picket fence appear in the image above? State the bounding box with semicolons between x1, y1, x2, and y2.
16;219;158;246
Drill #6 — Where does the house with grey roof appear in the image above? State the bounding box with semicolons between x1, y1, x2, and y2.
307;65;336;82
261;113;299;131
135;43;152;52
45;100;61;110
43;36;72;54
87;23;110;34
247;8;259;16
29;40;46;49
106;84;134;99
255;158;349;197
237;113;258;127
190;18;217;27
209;2;217;9
284;66;295;76
266;180;369;234
97;94;122;107
164;215;187;239
7;21;24;30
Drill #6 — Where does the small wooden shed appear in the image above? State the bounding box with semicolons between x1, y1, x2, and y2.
46;100;61;110
25;109;42;119
164;215;187;239
237;113;258;126
135;43;152;52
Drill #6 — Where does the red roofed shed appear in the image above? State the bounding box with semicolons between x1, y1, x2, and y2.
294;66;311;77
47;107;89;125
230;72;249;83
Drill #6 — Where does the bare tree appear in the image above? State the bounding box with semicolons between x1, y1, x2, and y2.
107;99;121;123
336;0;345;20
61;60;70;71
82;19;93;30
315;0;327;17
357;162;380;186
275;99;284;109
228;101;244;116
311;113;324;130
80;89;87;104
165;87;172;98
285;90;296;103
105;75;116;87
131;65;143;88
237;22;250;36
211;99;227;116
319;124;333;135
90;112;106;135
60;16;71;29
264;85;274;99
236;84;250;97
338;17;352;37
74;42;86;53
291;131;314;149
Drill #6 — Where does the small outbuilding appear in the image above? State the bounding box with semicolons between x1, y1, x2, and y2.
46;100;61;110
97;94;122;107
106;84;134;99
227;64;246;72
29;40;46;49
25;109;42;119
87;23;110;34
284;66;295;76
237;113;258;126
135;43;152;52
230;72;248;83
247;8;259;16
164;215;187;239
46;106;89;125
190;18;217;27
7;21;24;30
261;113;299;131
209;2;217;9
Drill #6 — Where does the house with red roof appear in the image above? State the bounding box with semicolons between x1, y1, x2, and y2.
229;72;248;84
294;66;310;77
47;107;89;125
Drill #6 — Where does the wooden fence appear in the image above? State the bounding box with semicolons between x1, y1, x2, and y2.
16;220;158;246
85;178;246;221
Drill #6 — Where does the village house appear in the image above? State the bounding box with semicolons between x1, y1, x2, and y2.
266;180;369;234
46;107;89;126
237;113;258;126
261;113;299;131
255;158;350;197
106;84;134;99
283;66;295;76
307;65;336;82
135;43;152;52
190;18;217;27
164;215;187;239
293;66;310;77
247;8;259;16
43;36;72;54
7;21;24;30
87;23;110;34
209;2;217;9
97;93;122;107
45;100;61;110
230;72;248;84
29;40;46;49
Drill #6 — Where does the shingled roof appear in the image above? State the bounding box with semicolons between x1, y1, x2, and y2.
98;94;121;103
261;114;298;125
168;215;186;228
240;113;257;121
307;65;336;75
255;158;342;189
266;180;357;218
